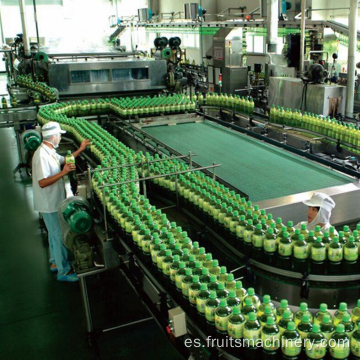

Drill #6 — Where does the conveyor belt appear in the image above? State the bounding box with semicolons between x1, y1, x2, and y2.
144;120;352;202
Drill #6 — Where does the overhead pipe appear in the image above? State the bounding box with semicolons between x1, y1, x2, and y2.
299;0;306;74
345;0;359;117
266;0;278;53
19;0;31;57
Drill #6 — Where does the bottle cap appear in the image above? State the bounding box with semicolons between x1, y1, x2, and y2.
300;302;308;311
212;260;219;267
200;283;208;291
227;274;234;281
302;314;310;322
220;299;227;307
342;313;350;322
202;268;209;275
263;295;271;304
283;232;289;238
249;312;257;321
267;317;275;326
233;306;241;315
245;298;253;306
256;224;262;230
322;315;331;324
268;228;274;235
206;253;212;261
229;290;236;298
280;299;288;308
209;290;217;299
185;268;192;276
173;255;180;262
301;224;307;230
236;281;243;289
295;229;300;235
192;276;199;283
287;221;293;227
218;282;225;290
344;225;350;232
287;322;296;331
220;266;227;274
247;288;255;296
179;262;186;269
336;324;345;333
165;250;172;256
320;303;328;312
283;310;292;319
339;302;347;311
312;324;320;333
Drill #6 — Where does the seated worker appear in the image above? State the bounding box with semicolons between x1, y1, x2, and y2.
296;192;337;234
32;121;91;282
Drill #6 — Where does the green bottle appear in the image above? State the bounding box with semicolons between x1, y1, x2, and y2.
244;312;261;348
225;273;236;290
276;299;293;323
218;266;228;282
328;237;343;264
262;317;281;353
311;237;326;263
297;313;313;341
278;231;293;258
322;231;331;249
242;297;257;321
315;303;332;325
338;231;347;246
208;275;219;292
215;299;232;334
293;234;309;260
181;268;193;298
281;322;301;359
305;324;326;359
243;219;255;245
334;303;350;326
340;313;355;337
175;262;186;290
243;287;260;309
150;238;162;264
344;237;358;263
169;255;180;282
329;324;350;359
279;310;294;335
227;290;241;309
350;323;360;359
264;228;277;254
235;281;247;303
141;229;153;255
200;267;211;285
320;314;335;343
236;215;247;240
300;223;309;239
205;290;220;324
162;250;174;277
352;300;360;323
259;305;277;327
188;275;201;307
217;282;229;300
258;294;276;317
196;283;210;316
228;306;245;339
252;224;265;249
307;230;317;255
295;302;313;325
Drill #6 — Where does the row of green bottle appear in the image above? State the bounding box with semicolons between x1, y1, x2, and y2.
269;104;360;147
17;74;57;102
205;93;254;115
37;101;360;358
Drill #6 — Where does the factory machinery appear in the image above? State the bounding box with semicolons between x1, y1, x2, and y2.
2;2;360;358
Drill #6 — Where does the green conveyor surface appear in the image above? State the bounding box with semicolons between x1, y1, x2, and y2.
144;121;351;202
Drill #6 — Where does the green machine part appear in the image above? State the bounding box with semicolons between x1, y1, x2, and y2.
34;52;49;63
62;201;92;234
23;131;41;151
162;48;172;59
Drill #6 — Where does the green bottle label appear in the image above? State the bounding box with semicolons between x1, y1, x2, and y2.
294;245;308;259
125;221;133;233
305;341;327;359
244;328;261;343
205;305;217;323
282;340;302;356
243;230;254;244
212;208;220;220
189;288;200;305
182;282;191;297
230;221;237;233
328;248;343;262
279;243;292;256
228;321;244;339
162;262;171;276
329;343;350;359
175;274;184;289
344;247;358;261
218;212;226;224
312;248;326;261
197;298;207;314
215;314;230;332
262;332;281;351
252;235;264;248
264;239;277;253
236;225;245;238
170;268;177;282
351;337;360;357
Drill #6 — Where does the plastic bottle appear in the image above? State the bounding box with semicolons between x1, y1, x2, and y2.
169;255;180;282
340;313;355;337
227;290;241;310
243;219;255;245
352;300;360;323
295;302;313;325
208;275;219;292
328;237;343;265
196;283;211;317
278;231;293;258
297;313;313;341
311;237;326;263
264;228;277;254
228;306;245;339
281;322;301;359
235;281;247;303
243;288;260;309
215;298;232;334
242;298;257;320
244;312;261;348
293;234;309;260
344;237;358;263
320;314;335;343
216;282;229;300
315;303;332;325
329;324;350;360
66;150;75;179
276;299;293;323
305;324;326;359
175;262;187;291
261;317;281;354
334;303;350;326
279;310;294;335
351;323;360;358
225;273;236;290
188;275;201;307
259;305;277;327
252;224;265;250
205;290;220;325
162;250;174;277
258;295;276;317
218;266;228;282
181;268;193;298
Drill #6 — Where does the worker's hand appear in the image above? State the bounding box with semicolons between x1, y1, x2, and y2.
79;139;92;152
62;162;76;175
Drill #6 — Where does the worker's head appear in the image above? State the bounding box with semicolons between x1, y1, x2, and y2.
303;192;336;228
41;122;66;149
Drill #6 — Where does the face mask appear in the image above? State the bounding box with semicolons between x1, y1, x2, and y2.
47;134;60;148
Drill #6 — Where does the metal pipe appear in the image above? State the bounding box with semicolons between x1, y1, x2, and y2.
299;0;306;74
19;0;31;57
32;0;40;47
239;52;273;65
267;0;278;53
346;0;359;117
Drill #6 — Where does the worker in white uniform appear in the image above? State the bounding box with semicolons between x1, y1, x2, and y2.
32;122;91;282
296;192;337;234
